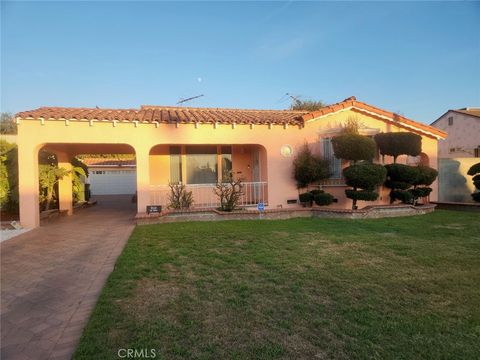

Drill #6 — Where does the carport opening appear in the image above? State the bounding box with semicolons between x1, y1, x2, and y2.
39;143;137;214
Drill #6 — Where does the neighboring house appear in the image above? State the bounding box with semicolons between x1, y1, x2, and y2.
1;134;17;144
82;158;136;196
431;108;480;203
15;96;446;228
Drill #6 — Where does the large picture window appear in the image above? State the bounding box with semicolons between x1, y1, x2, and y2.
169;146;182;183
322;138;342;179
186;146;218;184
221;146;232;180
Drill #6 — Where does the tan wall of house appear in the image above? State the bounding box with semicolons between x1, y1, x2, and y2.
16;108;441;228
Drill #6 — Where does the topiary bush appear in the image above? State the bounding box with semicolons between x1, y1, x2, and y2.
409;166;438;205
292;143;330;189
384;164;417;204
384;164;418;191
314;191;334;206
343;162;387;209
390;190;413;204
331;133;376;163
299;192;313;205
374;132;422;163
467;162;480;202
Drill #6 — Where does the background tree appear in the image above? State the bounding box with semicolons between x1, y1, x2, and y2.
331;134;376;164
292;143;330;189
374;132;422;163
290;99;326;111
0;112;17;134
467;162;480;202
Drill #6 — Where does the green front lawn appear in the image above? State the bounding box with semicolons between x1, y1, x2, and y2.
74;210;480;359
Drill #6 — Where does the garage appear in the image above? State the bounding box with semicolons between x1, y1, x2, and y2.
83;158;137;196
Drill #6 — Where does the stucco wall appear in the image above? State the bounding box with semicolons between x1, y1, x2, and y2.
438;157;479;203
16;108;441;227
432;111;480;158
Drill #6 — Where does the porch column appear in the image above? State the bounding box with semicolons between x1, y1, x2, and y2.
135;148;150;214
18;143;40;228
56;152;73;215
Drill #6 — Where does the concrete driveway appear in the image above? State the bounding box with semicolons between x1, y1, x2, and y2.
1;195;136;360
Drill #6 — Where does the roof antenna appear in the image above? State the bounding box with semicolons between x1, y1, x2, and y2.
176;94;204;106
286;93;301;106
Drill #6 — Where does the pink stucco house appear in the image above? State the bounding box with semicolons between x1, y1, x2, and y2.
15;96;446;228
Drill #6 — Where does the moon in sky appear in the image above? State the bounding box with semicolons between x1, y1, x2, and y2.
197;77;202;83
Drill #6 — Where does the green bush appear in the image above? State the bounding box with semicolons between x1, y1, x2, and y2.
309;189;323;197
384;164;417;203
345;189;379;202
467;162;480;177
413;166;438;187
292;144;330;189
468;162;480;203
409;187;432;199
343;163;386;209
314;192;334;206
299;192;313;204
331;133;376;162
343;163;387;191
374;132;422;162
390;190;413;204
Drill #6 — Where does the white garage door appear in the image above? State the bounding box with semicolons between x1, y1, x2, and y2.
88;170;137;195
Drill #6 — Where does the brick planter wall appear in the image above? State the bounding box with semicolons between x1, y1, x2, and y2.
135;204;436;225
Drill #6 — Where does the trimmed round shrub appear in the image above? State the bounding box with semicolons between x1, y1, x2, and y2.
310;189;324;197
409;187;432;199
345;189;379;201
299;192;313;204
467;162;480;176
385;164;418;185
472;192;480;202
293;144;330;189
374;132;422;161
390;190;413;204
473;174;480;189
343;163;387;191
314;192;334;206
331;133;376;162
413;166;438;186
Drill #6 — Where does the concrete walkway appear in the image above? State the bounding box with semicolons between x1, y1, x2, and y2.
1;195;136;360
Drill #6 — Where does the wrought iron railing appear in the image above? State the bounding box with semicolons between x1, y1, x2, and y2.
149;182;268;209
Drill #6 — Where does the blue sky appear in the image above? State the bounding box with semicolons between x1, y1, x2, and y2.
2;1;479;124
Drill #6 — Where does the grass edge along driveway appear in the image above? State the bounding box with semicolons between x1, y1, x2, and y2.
74;210;480;360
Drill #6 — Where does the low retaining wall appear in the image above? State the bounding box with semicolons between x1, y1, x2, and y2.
136;204;436;225
431;201;480;212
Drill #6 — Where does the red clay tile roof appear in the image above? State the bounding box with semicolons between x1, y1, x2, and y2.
16;97;446;138
302;97;447;139
16;106;308;126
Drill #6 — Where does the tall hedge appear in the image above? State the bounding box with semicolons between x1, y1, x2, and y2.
468;162;480;202
374;132;422;162
292;143;330;189
343;162;387;209
331;133;376;163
